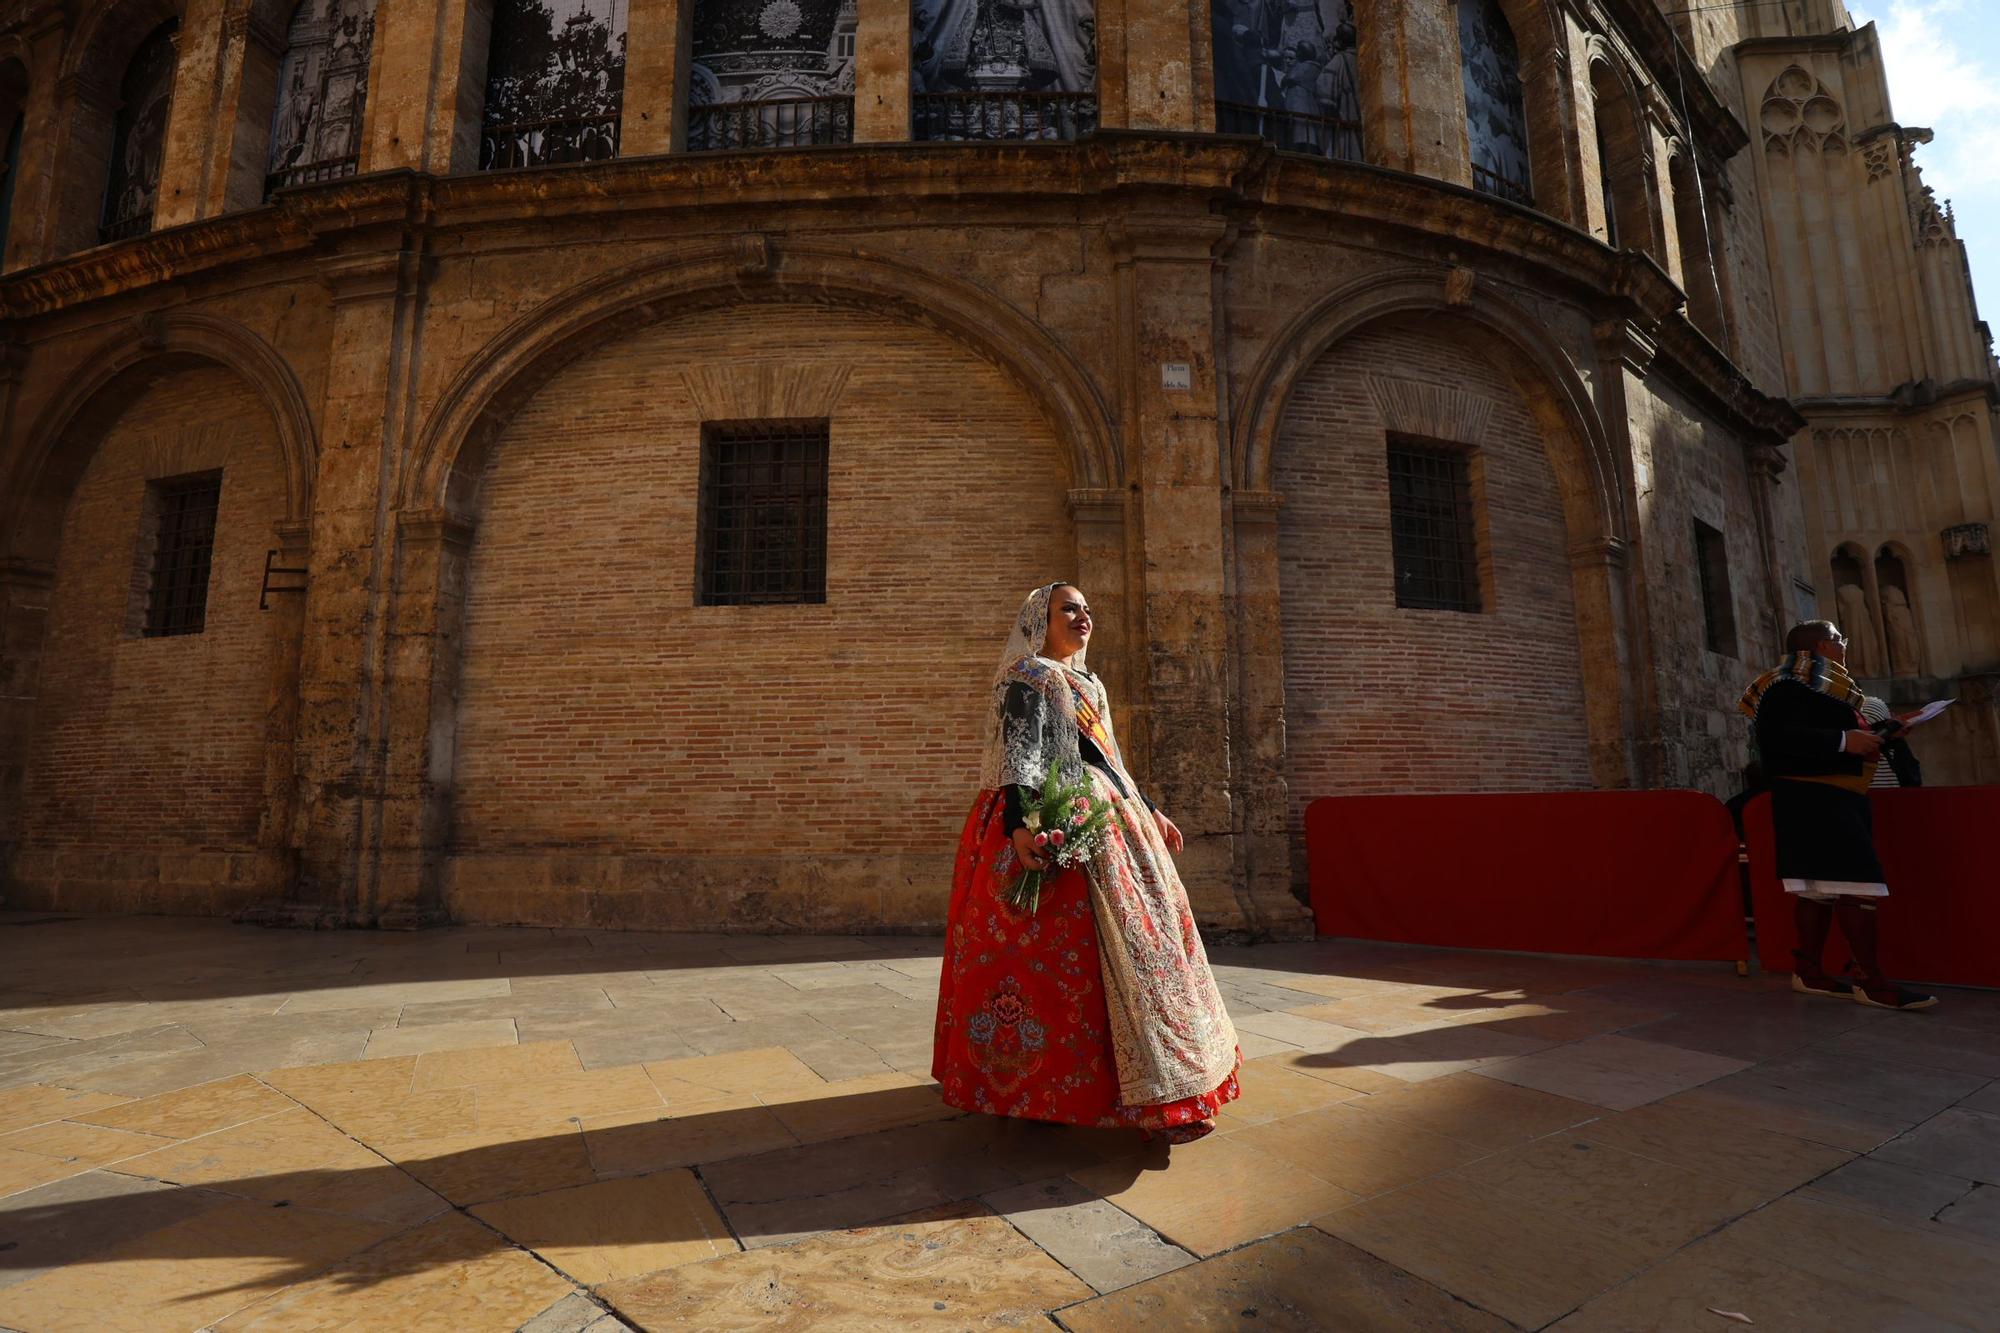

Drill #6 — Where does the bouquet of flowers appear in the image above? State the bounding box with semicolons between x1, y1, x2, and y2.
1005;761;1116;914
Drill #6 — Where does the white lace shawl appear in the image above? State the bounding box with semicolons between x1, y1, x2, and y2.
977;583;1091;792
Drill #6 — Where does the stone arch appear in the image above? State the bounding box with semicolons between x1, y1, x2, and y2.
58;0;183;83
1585;47;1658;256
1236;267;1639;799
1875;540;1925;677
1236;267;1621;545
407;241;1119;517
4;314;317;566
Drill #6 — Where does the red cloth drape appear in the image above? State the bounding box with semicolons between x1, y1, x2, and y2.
1306;792;1747;963
931;790;1240;1129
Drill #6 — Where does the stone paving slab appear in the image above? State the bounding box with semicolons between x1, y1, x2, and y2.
0;914;1997;1329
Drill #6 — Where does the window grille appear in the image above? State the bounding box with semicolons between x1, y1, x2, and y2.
1387;440;1481;613
1694;518;1737;657
145;473;222;637
697;421;829;606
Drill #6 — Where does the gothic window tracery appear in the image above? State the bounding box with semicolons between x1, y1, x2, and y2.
481;0;628;169
911;0;1098;141
1212;0;1362;163
687;0;857;150
1457;0;1531;206
267;0;378;194
1759;65;1845;158
101;20;179;243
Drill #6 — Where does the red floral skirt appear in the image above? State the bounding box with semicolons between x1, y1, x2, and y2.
931;789;1241;1129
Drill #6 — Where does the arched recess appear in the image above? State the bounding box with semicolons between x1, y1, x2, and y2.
1456;0;1577;221
1875;541;1924;678
479;0;627;169
430;285;1105;930
1829;541;1883;678
1586;53;1656;255
1667;147;1730;347
49;0;183;255
5;315;317;562
406;242;1119;516
0;316;318;912
260;0;379;197
1233;268;1639;852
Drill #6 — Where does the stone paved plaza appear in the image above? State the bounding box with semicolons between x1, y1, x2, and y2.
0;914;1996;1330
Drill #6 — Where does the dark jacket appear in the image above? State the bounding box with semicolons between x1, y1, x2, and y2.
1753;679;1864;780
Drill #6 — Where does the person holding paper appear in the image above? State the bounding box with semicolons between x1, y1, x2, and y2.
1739;620;1939;1011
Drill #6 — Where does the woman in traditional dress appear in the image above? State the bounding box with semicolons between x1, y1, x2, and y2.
932;583;1241;1142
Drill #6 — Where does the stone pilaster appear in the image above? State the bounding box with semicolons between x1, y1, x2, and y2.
622;0;688;155
153;0;231;230
366;0;492;173
1107;212;1249;930
202;0;290;215
373;507;473;927
853;0;910;143
1120;0;1197;130
45;70;117;259
1228;489;1314;937
0;557;53;894
290;241;424;924
1;21;66;271
1592;314;1663;787
1356;0;1468;182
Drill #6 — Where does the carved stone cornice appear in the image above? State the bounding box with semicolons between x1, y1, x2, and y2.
395;508;475;551
318;250;416;304
1066;488;1126;525
1106;213;1235;264
1594;317;1659;376
1229;490;1284;526
1567;536;1630;569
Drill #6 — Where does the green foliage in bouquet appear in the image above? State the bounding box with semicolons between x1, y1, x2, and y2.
1005;761;1116;915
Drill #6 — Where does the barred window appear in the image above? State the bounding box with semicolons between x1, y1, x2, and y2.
1387;439;1482;613
144;472;223;637
1694;518;1737;657
696;421;829;606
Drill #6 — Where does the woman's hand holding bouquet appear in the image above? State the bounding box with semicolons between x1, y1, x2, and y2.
1005;763;1115;914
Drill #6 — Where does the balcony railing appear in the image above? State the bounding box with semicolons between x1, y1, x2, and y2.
1471;162;1534;208
98;206;152;245
1216;102;1363;163
913;91;1097;144
686;96;854;152
480;113;622;171
265;154;359;198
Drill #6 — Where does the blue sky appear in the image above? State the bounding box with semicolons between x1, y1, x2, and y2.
1848;0;2000;340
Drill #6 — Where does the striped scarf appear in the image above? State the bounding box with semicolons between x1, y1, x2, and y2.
1738;652;1867;720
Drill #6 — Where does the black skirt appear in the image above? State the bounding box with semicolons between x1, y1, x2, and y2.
1770;779;1886;884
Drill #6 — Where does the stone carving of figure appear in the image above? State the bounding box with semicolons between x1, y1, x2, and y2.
1835;582;1880;677
915;0;1095;93
1881;585;1921;677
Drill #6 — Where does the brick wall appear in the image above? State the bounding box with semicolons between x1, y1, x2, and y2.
447;302;1073;926
1274;317;1594;843
15;365;287;905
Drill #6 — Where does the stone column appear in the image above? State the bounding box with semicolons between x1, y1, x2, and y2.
289;238;426;924
853;0;910;142
1355;0;1468;182
622;0;689;154
153;0;232;230
1744;440;1792;662
1107;212;1255;931
1521;36;1582;226
365;0;493;173
1227;490;1314;937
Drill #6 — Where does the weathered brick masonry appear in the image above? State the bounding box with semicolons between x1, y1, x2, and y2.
10;0;1936;939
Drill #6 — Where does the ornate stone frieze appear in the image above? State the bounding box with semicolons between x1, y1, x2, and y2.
1943;522;1992;560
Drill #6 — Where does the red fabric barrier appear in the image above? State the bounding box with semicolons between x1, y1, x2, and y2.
1744;787;2000;988
1304;792;1747;962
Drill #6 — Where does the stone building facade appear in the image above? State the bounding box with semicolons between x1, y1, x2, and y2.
1678;0;2000;787
0;0;1943;937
